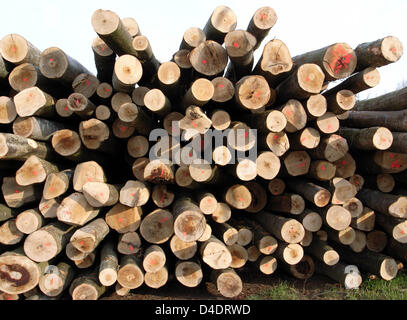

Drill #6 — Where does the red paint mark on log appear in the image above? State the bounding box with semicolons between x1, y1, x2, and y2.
274;135;279;140
32;170;38;176
45;242;51;247
192;122;197;128
121;126;127;132
390;154;395;159
118;217;123;223
49;58;53;62
260;13;267;20
15;190;19;193
219;84;225;88
298;162;306;168
392;160;402;169
202;60;207;64
342;161;347;165
11;46;16;52
129;245;134;252
233;42;239;48
80;241;85;246
321;166;326;171
23;78;28;82
64;106;69;111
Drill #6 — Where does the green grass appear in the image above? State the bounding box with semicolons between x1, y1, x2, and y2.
248;271;407;300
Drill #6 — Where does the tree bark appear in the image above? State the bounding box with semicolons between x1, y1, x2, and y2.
92;37;116;83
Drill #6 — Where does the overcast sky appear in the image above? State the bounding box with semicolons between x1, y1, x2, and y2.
1;0;406;99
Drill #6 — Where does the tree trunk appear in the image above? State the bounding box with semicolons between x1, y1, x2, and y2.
308;134;349;162
189;40;229;78
317;205;352;231
314;260;362;289
247;6;277;51
0;249;42;294
0;96;17;124
23;222;76;262
339;127;393;151
254;212;305;244
70;273;106;300
92;37;116;83
170;234;198;261
366;230;388;253
39;262;74;297
203;6;237;44
211;268;242;298
282;151;311;177
212;202;232;224
16;155;59;186
112;54;143;93
0;34;41;65
152;185;175;209
175;260;203;288
180;27;206;51
257;255;278;275
0;133;54;161
228;244;248;269
266;193;305;215
145;267;169;289
252;39;293;87
354;86;407;112
200;236;232;269
13;116;66;142
67;93;95;119
211;222;239;246
280;255;315;280
275;242;304;265
224;184;252;210
354;36;403;72
0;219;24;245
39;47;91;86
286;179;331;208
297;209;323;232
2;176;42;208
69;218;109;253
235;75;273;111
196;192;218;215
43;169;73;200
349;229;367;253
157;61;181;99
143;245;166;273
292;42;357;82
307;238;339;266
308;160;336;182
15;209;44;234
13;87;55;118
117;232;141;255
57;192;100;226
342;197;363;218
211;77;235;104
268;179;286;196
105;203;142;234
331;242;398;281
139;209;174;244
327;227;356;245
183;78;214;108
117;255;144;289
344;109;407;132
315;112;340;134
73;161;106;192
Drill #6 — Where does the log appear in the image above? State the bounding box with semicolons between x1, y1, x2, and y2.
2;176;42;208
268;178;286;196
73;161;106;192
211;268;242;298
65;243;90;262
74;253;96;269
152;185;175;209
372;173;396;193
366;230;388;253
144;89;172;117
331;243;398;281
170;234;197;260
339;127;393;151
79;118;120;154
196;192;218;215
132;36;160;84
267;193;305;215
211;77;235;104
314;261;362;289
286;179;331;208
279;99;307;133
289;128;321;150
224;184;252;210
212;145;232;166
253;39;293;87
354;86;407;112
0;249;41;294
16;155;59;186
235;75;273;111
247;110;287;134
227;121;256;152
308;134;349;162
212;202;232;224
280;255;315;280
386;238;407;264
111;92;132;113
318;205;352;231
375;213;407;244
175;260;203;288
117;255;144;289
315;112;340;134
157;61;181;98
333;153;357;179
349;174;365;192
14;87;55;118
57;192;100;226
198;223;212;243
247;7;277;51
72;73;99;99
69;218;109;254
327;227;356;246
0;96;17;124
180;27;206;51
70;274;106;300
118;103;152;136
351;207;376;232
24;222;75;262
245;181;268;214
308;160;336;182
349;229;367;253
357;188;407;219
39;262;74;297
112;55;143;93
342;197;364;218
282;150;311;177
91;9;139;57
144;267;169;289
43;169;74;200
0;204;18;223
105;203;142;234
247;246;261;262
292;43;357;81
211;222;239;246
275;242;304;265
39;197;60;219
143;245;166;273
256;255;278;275
172;198;206;242
183;78;214;108
0;133;53;161
117;232;141;255
172;49;193;85
324;90;356;115
67;93;96;119
96;82;113;103
13;116;65;142
175;166;199;189
0;219;24;245
122;17;140;37
92;37;116;83
254;212;305;244
55;99;74;118
297;209;323;232
163;112;183;136
200;236;232;269
39;47;91;86
119;180;150;207
203;6;237;44
189;40;229;77
140;209;174;244
307;238;339;266
131;157;149;181
15;209;44;235
0;34;41;65
276;63;325;102
354;36;403;72
304;94;327;120
344;110;407;132
228;244;248;269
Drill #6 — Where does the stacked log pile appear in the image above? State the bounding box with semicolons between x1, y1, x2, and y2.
0;5;406;300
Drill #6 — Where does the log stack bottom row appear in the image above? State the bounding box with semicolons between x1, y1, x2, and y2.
0;5;406;300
